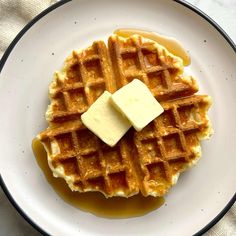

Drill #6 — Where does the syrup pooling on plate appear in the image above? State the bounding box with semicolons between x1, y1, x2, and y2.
114;28;191;66
32;138;164;218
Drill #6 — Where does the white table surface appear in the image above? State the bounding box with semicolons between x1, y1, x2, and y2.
0;0;235;235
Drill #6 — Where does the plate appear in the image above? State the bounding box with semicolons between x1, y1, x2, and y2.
0;0;235;235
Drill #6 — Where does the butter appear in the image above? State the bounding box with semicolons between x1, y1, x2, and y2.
81;91;131;147
111;79;164;131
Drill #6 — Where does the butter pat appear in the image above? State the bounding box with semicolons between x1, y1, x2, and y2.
81;91;131;147
111;79;164;131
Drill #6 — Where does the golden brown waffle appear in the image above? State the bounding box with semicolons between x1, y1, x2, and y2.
38;34;212;197
108;35;198;100
134;95;212;196
46;41;116;125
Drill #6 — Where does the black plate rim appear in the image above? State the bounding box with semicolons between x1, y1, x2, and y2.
0;0;235;235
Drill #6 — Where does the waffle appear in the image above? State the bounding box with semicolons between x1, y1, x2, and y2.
38;34;212;197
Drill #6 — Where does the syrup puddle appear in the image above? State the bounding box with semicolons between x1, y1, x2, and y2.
32;138;164;218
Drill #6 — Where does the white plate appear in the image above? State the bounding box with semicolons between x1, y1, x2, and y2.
0;0;235;235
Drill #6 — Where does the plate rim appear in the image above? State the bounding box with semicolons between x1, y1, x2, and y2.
0;0;235;235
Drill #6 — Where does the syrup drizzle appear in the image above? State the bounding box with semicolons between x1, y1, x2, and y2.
32;138;164;218
114;28;191;66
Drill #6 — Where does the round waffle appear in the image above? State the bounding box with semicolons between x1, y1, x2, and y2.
38;35;212;197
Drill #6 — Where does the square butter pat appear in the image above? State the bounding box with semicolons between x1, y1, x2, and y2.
111;79;164;131
81;91;131;147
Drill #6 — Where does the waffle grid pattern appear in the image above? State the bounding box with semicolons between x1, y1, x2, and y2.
47;41;115;123
134;96;210;195
108;35;198;100
38;35;212;197
46;127;138;197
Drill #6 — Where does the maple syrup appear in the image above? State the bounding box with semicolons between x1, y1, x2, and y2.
32;138;164;218
114;28;191;66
